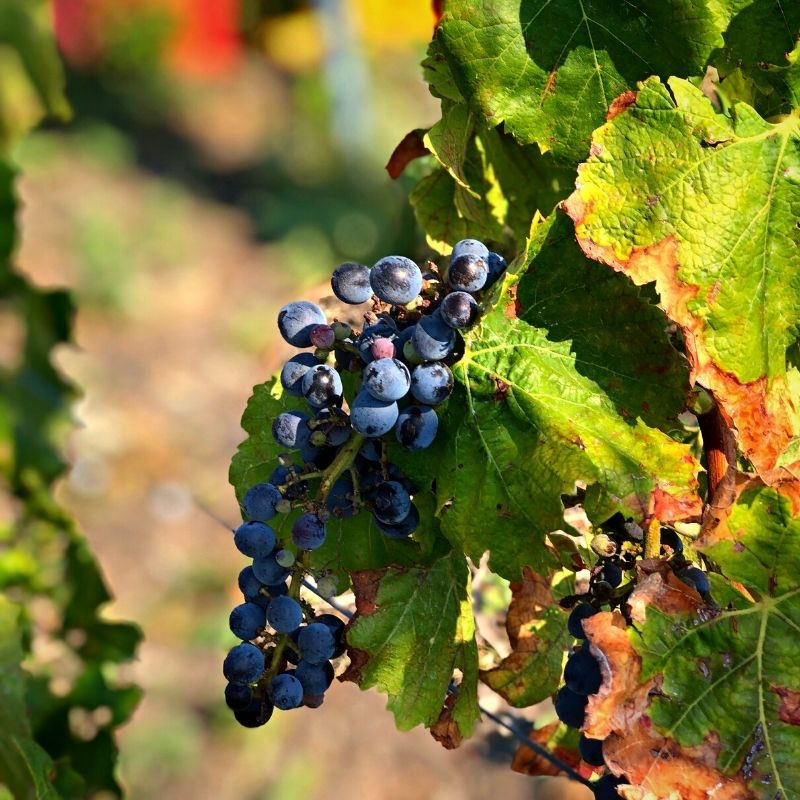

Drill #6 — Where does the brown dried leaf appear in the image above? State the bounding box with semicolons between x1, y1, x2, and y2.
604;719;754;800
430;690;464;749
385;129;429;179
626;561;703;624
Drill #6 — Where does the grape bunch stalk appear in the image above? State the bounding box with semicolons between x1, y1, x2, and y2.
222;239;508;727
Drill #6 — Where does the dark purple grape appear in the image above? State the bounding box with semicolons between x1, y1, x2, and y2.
272;411;310;449
233;695;274;727
224;682;253;711
233;521;277;559
331;262;372;304
238;566;269;608
593;773;626;799
229;602;267;640
326;477;357;519
373;503;419;539
223;642;265;685
310;324;335;349
564;643;602;695
350;389;398;437
597;561;623;587
554;686;587;729
298;623;336;664
301;364;343;410
485;251;508;287
252;553;291;585
268;673;304;710
362;358;411;402
267;596;303;634
371;480;411;524
677;566;710;595
295;660;335;695
277;301;327;347
396;405;438;450
579;734;605;767
410;362;454;405
660;527;684;556
242;483;282;522
280;353;319;396
412;312;456;361
447;252;488;292
370;256;423;305
291;513;327;550
568;602;599;639
440;291;478;329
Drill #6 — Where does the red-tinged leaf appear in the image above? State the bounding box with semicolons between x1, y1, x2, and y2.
385;130;429;179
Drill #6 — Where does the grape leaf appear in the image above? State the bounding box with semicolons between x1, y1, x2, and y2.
633;483;800;798
342;550;480;741
436;0;729;164
0;596;58;800
436;298;701;579
478;568;570;708
564;76;800;504
517;210;690;433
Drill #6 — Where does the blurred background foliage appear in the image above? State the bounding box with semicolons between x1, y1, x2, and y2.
2;1;543;798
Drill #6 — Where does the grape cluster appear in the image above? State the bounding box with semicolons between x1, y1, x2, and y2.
555;515;712;796
223;239;507;727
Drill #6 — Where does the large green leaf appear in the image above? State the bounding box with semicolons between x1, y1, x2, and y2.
343;550;480;738
564;76;800;498
0;596;57;800
437;0;729;163
635;484;800;798
436;295;701;579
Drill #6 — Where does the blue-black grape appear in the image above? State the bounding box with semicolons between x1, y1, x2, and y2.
301;364;343;409
295;660;335;695
451;238;489;260
238;566;270;608
371;480;411;524
660;527;683;556
268;673;304;710
233;521;277;559
592;774;626;799
554;686;588;729
229;602;267;640
396;405;438;450
374;502;419;539
312;409;351;447
272;411;310;450
266;596;303;633
568;602;599;639
359;439;382;461
412;312;456;361
326;477;358;518
597;561;623;588
350;389;399;437
291;513;327;550
269;465;307;500
362;358;411;402
280;353;319;396
370;256;423;305
314;613;345;657
440;291;478;329
447;252;488;292
578;734;605;767
310;324;335;349
277;301;327;347
485;251;508;287
242;483;282;522
564;643;602;695
298;623;336;664
331;262;372;304
233;695;274;727
410;362;453;405
252;553;291;585
677;565;710;595
224;682;253;711
223;642;266;685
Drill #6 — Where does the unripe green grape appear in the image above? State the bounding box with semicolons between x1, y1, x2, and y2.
275;549;295;567
316;575;338;598
276;498;292;514
591;533;617;558
332;321;352;340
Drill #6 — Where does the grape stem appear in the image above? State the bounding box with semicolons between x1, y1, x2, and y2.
317;433;366;502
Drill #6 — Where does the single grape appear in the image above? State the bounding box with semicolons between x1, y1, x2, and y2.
372;480;412;524
592;773;626;799
677;566;710;595
597;561;623;588
660;527;684;556
440;291;479;329
268;673;304;710
267;596;304;634
412;311;456;361
310;324;335;349
396;405;438;450
332;321;352;340
553;686;588;729
298;623;336;664
326;477;358;519
295;660;335;695
242;483;282;522
451;238;489;261
269;465;307;500
223;642;266;685
238;566;269;608
357;318;397;363
350;389;399;437
229;602;267;640
275;549;295;567
402;333;425;365
485;251;508;287
313;409;351;447
373;502;419;539
291;513;327;550
370;337;396;360
370;256;423;305
359;439;382;462
568;602;599;639
447;252;488;292
362;358;411;402
272;411;310;449
252;553;291;585
277;301;327;347
331;262;372;304
315;574;338;599
301;364;343;410
280;353;319;396
579;734;605;767
564;644;602;695
233;521;277;559
410;362;454;405
224;682;253;711
233;695;274;728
